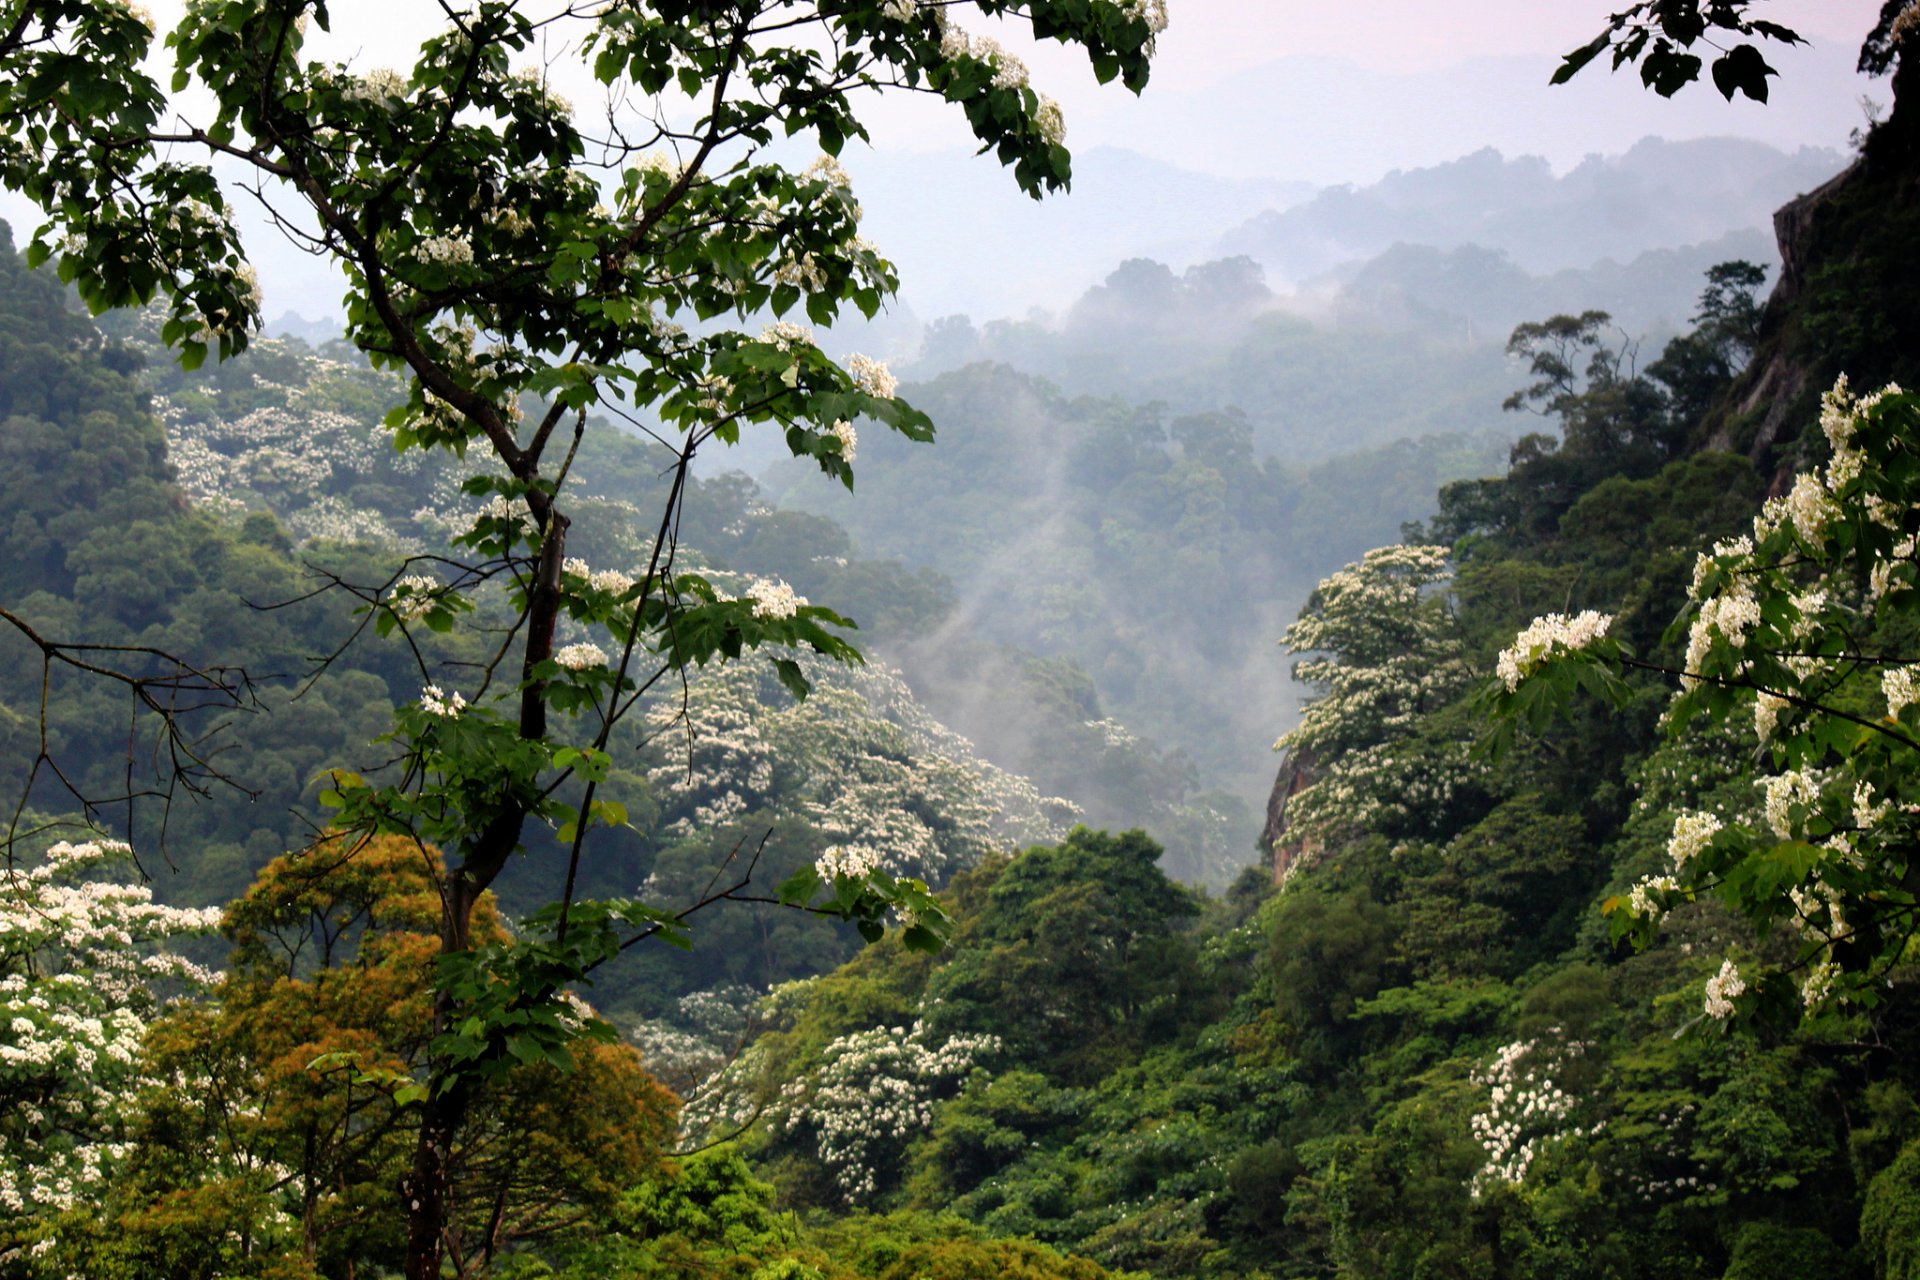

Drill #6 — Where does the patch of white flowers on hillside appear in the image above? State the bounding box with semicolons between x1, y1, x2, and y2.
1;839;218;1228
150;342;455;550
1273;544;1481;856
1467;1032;1595;1197
775;1020;999;1203
642;659;1076;868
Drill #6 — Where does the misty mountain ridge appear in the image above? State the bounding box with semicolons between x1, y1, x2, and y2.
1217;135;1841;285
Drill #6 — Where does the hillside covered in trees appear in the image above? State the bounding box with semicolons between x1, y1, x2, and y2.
5;1;1920;1278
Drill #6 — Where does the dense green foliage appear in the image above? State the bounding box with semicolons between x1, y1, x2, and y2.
687;241;1920;1280
5;5;1919;1272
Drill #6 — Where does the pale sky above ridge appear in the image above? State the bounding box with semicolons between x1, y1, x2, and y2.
0;1;1893;320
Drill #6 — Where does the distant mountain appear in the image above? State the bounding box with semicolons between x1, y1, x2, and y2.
1320;227;1778;340
843;144;1311;321
1216;137;1842;285
264;310;343;346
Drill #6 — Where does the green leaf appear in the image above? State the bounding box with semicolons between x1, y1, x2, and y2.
1710;44;1774;102
1549;30;1611;85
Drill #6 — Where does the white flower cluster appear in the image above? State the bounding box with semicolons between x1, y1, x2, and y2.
1760;768;1821;839
1033;95;1066;147
1702;958;1746;1019
1626;874;1679;919
1753;690;1789;741
1784;472;1838;544
804;154;852;191
845;353;897;399
417;235;475;266
1682;583;1761;687
827;419;858;463
1495;610;1612;692
386;573;441;622
1117;0;1170;35
815;843;882;881
1;839;218;1226
1666;811;1722;870
512;65;572;116
563;557;637;597
1883;665;1918;717
776;1020;1000;1203
1800;959;1842;1009
554;642;609;671
759;320;814;351
342;67;408;106
1467;1034;1590;1196
115;0;157;33
419;684;467;718
745;578;805;621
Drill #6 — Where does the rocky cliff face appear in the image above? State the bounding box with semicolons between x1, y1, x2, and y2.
1704;18;1920;473
1260;746;1317;883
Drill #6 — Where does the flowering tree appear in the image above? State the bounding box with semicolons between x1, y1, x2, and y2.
0;1;1165;1272
1493;377;1920;1028
0;838;218;1273
1272;543;1478;858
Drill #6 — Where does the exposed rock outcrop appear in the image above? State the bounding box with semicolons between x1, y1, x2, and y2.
1260;746;1317;883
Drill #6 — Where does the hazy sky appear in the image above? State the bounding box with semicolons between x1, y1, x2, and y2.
0;0;1893;320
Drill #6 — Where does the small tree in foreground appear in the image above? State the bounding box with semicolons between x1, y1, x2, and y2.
1493;377;1920;1028
0;838;218;1269
0;1;1165;1272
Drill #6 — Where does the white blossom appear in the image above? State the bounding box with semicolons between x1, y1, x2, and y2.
1883;665;1918;717
815;843;882;881
1496;610;1612;691
419;684;467;718
1034;94;1066;147
745;578;805;620
417;235;474;266
386;573;441;622
1761;769;1821;839
1784;472;1838;544
759;320;814;351
1627;875;1679;919
827;419;857;463
1702;959;1746;1019
554;642;609;671
1666;811;1722;870
846;353;897;399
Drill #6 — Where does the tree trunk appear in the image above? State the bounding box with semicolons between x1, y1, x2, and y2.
400;508;570;1279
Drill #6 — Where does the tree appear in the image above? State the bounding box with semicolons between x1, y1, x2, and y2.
86;835;678;1278
0;2;1166;1273
1271;543;1479;854
0;837;218;1273
1492;377;1920;1030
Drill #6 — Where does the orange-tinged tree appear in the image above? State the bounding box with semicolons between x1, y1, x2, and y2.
87;835;675;1278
